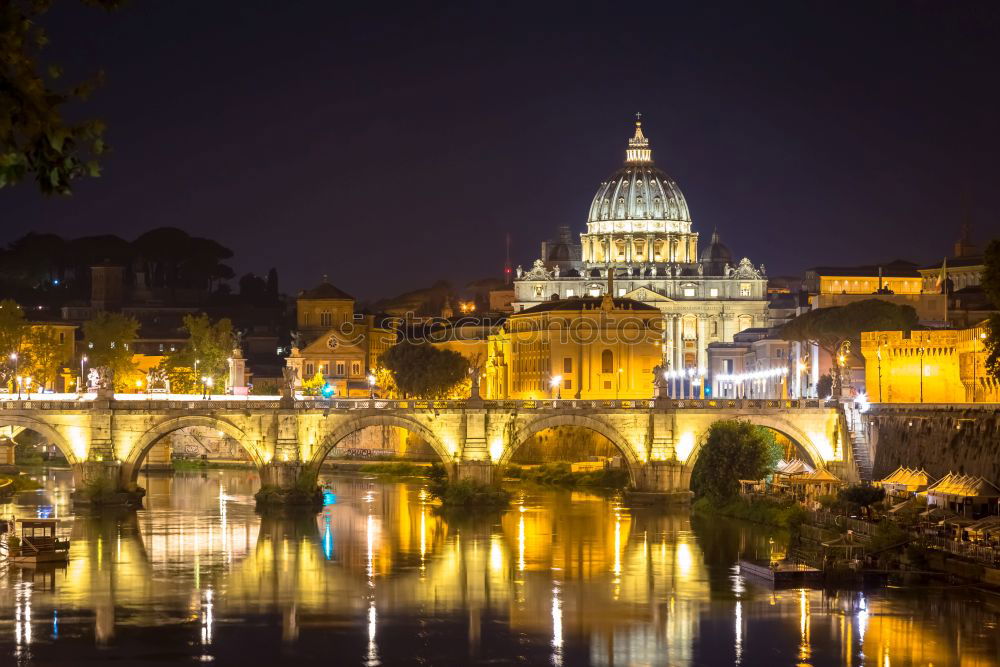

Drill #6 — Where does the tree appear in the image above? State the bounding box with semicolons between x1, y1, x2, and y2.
301;371;325;396
82;311;139;390
265;268;279;301
690;420;783;502
380;342;469;398
839;484;886;520
1;0;121;195
0;299;27;387
163;314;233;393
781;299;918;395
25;326;63;390
982;239;1000;381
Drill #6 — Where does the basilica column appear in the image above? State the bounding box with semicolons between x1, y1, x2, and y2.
625;234;633;263
673;315;683;370
792;341;802;398
696;316;707;373
810;343;820;398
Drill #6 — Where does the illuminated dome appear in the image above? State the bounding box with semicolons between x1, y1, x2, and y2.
586;117;692;234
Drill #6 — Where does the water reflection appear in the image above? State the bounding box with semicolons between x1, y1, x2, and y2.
0;469;996;665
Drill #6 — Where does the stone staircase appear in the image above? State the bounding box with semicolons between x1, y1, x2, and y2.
843;406;873;481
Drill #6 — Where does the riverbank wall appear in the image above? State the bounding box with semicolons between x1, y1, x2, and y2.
868;405;1000;484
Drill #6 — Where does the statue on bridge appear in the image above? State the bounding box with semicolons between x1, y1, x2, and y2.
281;366;299;403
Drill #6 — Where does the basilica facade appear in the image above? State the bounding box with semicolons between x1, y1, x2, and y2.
513;118;769;373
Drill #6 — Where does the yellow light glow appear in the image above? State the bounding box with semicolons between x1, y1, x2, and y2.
489;437;504;462
67;426;88;462
808;432;835;462
489;534;503;573
675;431;696;462
443;437;458;458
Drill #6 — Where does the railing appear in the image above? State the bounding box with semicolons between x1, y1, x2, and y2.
925;536;999;568
0;396;841;412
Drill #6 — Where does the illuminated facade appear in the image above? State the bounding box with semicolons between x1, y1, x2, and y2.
513;118;769;373
285;278;395;397
485;294;663;400
860;322;997;403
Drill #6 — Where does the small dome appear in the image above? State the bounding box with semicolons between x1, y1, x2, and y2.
700;229;732;264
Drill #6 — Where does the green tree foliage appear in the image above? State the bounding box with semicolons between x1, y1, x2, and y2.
25;326;63;389
0;299;27;386
781;299;918;394
1;0;121;194
690;420;783;502
82;311;139;389
163;314;233;393
381;342;469;398
301;371;325;396
982;239;1000;380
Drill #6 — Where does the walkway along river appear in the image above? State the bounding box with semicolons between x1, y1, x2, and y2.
0;468;998;666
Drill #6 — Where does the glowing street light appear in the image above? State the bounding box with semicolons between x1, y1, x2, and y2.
206;376;214;401
367;373;377;399
9;353;19;399
550;374;562;400
80;354;88;393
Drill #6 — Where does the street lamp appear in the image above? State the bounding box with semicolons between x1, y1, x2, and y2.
367;373;377;399
80;354;88;393
550;374;562;400
10;353;19;399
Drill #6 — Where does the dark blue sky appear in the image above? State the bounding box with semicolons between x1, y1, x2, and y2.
4;1;999;299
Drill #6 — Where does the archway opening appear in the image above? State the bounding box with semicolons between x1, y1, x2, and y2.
505;425;632;489
761;427;817;469
136;425;256;474
0;424;70;467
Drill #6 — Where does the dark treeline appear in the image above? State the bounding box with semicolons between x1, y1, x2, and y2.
0;227;279;308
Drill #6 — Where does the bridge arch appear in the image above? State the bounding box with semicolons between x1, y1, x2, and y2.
0;415;79;463
124;415;265;482
309;414;454;470
684;415;828;471
499;414;641;485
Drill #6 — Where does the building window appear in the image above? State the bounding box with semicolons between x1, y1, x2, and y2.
723;359;734;374
351;361;361;376
566;289;575;297
603;380;612;390
320;311;332;327
335;361;345;376
306;363;314;376
59;332;66;344
711;320;718;336
320;363;329;375
777;348;784;358
601;350;614;373
563;357;572;374
564;379;572;390
740;283;751;297
683;288;695;297
618;288;626;297
709;288;718;297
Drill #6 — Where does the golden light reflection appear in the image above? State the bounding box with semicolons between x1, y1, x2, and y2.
676;431;696;462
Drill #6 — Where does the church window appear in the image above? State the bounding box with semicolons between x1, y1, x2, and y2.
601;350;614;374
740;283;751;297
712;321;718;336
320;363;329;375
564;379;572;390
336;361;345;376
566;289;575;297
618;288;626;297
321;311;332;327
683;287;695;297
603;380;612;390
563;358;572;374
709;288;718;297
351;361;361;376
306;363;314;376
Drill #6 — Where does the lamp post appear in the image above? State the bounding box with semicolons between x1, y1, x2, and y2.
24;376;31;400
550;374;562;400
80;354;88;393
9;353;18;399
206;376;213;401
367;373;377;399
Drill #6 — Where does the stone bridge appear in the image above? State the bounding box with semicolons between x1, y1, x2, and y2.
0;396;858;500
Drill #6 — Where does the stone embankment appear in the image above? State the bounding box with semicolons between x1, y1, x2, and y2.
868;405;1000;484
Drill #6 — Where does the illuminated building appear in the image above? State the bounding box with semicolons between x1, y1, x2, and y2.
284;278;395;396
706;328;790;399
485;288;663;400
513;117;769;374
860;321;997;403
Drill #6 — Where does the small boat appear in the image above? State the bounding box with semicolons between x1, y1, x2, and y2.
5;519;70;566
738;559;823;587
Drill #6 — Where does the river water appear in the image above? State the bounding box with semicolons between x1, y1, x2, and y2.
0;468;997;666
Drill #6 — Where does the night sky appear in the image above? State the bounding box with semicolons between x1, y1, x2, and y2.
4;1;999;300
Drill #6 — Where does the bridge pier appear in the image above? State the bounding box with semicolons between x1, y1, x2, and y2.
455;461;493;485
630;461;693;504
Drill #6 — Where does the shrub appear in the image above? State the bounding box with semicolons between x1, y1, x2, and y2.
357;462;428;477
434;479;511;509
